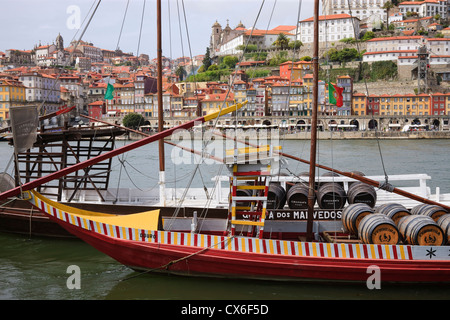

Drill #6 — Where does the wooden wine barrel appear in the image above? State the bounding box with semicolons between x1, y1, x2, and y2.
348;171;365;187
358;214;400;245
286;183;311;209
437;214;450;245
375;203;410;225
319;172;343;187
317;182;346;209
235;188;252;207
347;182;377;208
341;203;374;235
267;184;286;209
398;215;445;246
410;204;448;222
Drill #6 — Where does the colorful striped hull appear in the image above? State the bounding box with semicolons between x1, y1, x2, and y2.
31;191;450;283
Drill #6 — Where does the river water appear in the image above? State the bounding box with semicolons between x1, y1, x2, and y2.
1;137;450;300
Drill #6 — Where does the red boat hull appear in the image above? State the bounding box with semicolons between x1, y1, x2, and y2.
50;215;450;283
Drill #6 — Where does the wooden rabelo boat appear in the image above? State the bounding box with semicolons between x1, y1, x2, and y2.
1;0;450;284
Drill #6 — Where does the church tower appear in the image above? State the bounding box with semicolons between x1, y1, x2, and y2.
56;33;64;51
210;21;222;57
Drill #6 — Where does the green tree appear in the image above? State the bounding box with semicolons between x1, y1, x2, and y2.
362;31;375;41
175;65;187;81
288;40;303;49
202;47;212;71
382;1;394;30
272;33;290;49
222;56;239;69
123;113;145;129
208;64;219;71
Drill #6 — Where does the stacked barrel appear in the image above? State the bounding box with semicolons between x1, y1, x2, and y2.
341;202;449;246
286;171;377;210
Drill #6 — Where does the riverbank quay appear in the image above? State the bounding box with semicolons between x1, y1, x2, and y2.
126;130;450;140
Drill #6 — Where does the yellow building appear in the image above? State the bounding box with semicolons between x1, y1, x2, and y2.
201;93;235;117
352;93;367;115
0;77;26;120
388;93;430;116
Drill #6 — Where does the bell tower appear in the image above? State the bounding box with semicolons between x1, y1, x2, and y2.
210;21;222;57
56;33;64;51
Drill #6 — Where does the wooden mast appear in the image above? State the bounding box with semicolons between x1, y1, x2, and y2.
157;0;166;206
306;0;320;241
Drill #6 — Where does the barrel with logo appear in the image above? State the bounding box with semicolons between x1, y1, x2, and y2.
267;184;286;209
317;182;346;209
375;203;410;225
347;182;377;208
286;183;311;209
410;204;448;222
358;214;400;245
341;203;374;235
397;215;445;246
437;214;450;245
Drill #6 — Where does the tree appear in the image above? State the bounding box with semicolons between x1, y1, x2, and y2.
382;1;394;29
362;31;375;41
272;33;290;49
288;40;303;49
175;65;187;81
202;47;212;71
123;113;145;129
222;56;238;69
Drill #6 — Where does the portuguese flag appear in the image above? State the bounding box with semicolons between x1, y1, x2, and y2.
104;83;114;100
328;82;344;107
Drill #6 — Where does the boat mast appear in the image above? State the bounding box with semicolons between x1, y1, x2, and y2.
157;0;166;206
306;0;320;242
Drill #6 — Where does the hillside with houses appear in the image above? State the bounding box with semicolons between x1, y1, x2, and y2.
0;0;449;131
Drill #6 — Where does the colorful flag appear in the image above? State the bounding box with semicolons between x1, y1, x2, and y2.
328;82;344;107
104;83;114;100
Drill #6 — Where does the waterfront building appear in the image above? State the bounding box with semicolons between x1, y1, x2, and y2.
88;101;104;121
19;71;61;113
367;94;380;115
352;93;367;115
232;80;249;117
134;72;146;114
0;77;26;121
431;93;447;115
201;92;234;118
337;75;352;116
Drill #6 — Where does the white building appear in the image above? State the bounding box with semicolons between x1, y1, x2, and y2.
399;0;448;19
19;72;61;113
363;36;450;64
218;28;296;56
297;14;360;44
34;44;57;66
322;0;390;23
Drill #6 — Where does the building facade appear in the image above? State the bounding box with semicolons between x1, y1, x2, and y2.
297;14;360;44
19;72;61;113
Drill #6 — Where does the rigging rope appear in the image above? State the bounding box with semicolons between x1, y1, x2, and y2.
345;0;391;188
164;0;269;227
